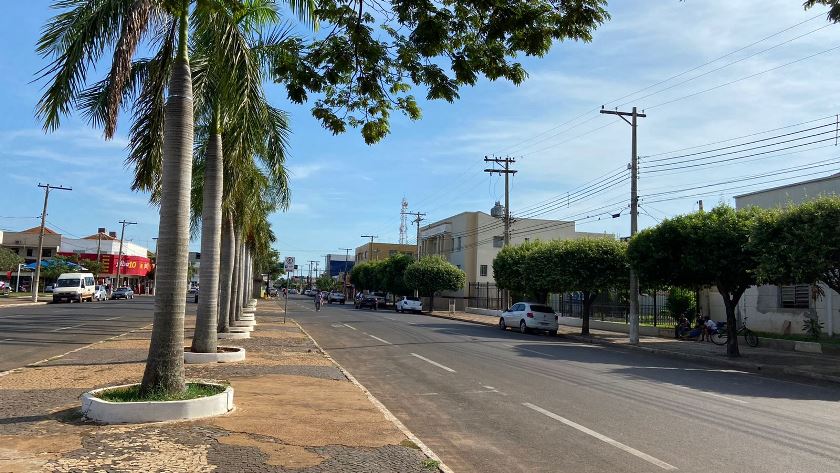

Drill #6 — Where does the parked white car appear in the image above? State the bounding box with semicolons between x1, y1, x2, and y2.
52;272;96;303
499;302;558;335
93;285;109;302
395;296;423;313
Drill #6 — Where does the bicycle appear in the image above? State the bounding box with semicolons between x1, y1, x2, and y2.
710;316;758;347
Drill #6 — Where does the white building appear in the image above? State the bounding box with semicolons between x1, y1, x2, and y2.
704;173;840;336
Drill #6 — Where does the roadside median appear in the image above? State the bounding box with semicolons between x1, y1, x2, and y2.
0;302;442;472
426;309;840;387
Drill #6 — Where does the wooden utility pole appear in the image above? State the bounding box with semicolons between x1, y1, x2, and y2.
115;220;138;289
32;184;71;302
339;248;353;294
600;106;646;345
484;156;517;309
361;235;377;262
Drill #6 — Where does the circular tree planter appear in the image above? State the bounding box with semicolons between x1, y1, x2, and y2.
81;382;234;424
240;314;255;320
218;329;250;340
184;346;246;364
235;318;256;326
232;324;254;332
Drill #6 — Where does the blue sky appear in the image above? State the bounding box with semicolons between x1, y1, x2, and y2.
1;1;838;264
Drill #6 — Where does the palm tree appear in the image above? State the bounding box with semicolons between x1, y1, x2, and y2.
36;0;306;396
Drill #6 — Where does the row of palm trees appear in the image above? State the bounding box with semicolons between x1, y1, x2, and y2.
37;0;313;396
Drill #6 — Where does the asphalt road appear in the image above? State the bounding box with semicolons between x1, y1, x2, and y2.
0;297;158;372
288;296;840;473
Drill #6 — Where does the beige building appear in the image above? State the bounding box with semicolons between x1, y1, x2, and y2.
420;208;608;297
0;226;61;263
355;242;416;263
702;173;840;335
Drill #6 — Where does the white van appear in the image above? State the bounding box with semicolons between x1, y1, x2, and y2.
52;272;96;303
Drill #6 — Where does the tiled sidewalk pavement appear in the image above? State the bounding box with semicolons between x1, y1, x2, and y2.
0;303;434;473
427;310;840;385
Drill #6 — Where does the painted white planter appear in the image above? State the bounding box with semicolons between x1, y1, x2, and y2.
235;319;256;326
232;324;254;332
81;382;234;424
242;309;256;315
218;330;250;340
184;346;246;364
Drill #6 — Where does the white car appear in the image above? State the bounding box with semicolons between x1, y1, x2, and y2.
499;302;558;335
395;296;422;313
93;285;108;302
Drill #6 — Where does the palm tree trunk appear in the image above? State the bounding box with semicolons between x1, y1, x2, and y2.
140;9;191;396
217;214;233;333
240;246;248;308
191;107;223;354
230;228;242;325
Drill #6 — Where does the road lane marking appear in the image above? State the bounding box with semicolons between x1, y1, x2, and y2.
675;386;748;404
105;316;121;321
341;323;357;330
51;324;84;332
369;334;392;345
410;353;456;373
523;403;677;470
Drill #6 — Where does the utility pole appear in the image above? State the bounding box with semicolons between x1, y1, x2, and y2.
360;235;377;262
339;248;353;294
484;156;517;309
32;184;71;301
402;211;426;260
114;220;138;289
308;260;316;288
697;199;704;211
601;106;646;345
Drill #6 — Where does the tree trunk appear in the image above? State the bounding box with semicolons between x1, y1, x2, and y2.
217;215;233;333
140;11;191;397
191;111;223;354
581;291;592;336
235;242;245;319
229;228;242;326
718;284;743;357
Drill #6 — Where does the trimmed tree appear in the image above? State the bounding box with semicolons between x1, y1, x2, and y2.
380;253;414;299
350;262;380;292
404;256;465;312
494;241;543;303
628;205;763;357
526;238;627;335
315;273;337;293
752;196;840;297
0;247;23;272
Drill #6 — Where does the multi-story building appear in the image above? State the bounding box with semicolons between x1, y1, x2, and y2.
354;242;416;264
0;226;61;263
324;253;355;277
59;228;153;291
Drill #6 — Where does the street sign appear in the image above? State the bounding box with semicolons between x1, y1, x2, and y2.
284;256;295;272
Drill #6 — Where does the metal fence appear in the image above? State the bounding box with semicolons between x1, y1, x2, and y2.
548;292;678;328
467;282;503;310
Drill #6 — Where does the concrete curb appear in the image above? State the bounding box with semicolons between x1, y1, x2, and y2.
0;301;49;310
232;325;254;332
294;320;453;473
184;346;246;364
81;382;234;424
218;330;250;340
424;312;840;387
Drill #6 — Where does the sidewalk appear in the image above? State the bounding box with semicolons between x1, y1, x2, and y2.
0;303;436;472
427;310;840;385
0;295;48;309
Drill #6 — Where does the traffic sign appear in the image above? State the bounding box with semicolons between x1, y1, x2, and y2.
284;256;296;272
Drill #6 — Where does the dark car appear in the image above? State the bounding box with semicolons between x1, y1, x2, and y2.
110;287;135;300
355;294;378;310
328;292;345;304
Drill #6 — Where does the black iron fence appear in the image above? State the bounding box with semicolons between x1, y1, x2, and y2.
467;282;503;310
548;292;678;327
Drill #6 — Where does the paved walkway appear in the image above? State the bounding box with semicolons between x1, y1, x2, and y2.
427;310;840;385
0;302;434;472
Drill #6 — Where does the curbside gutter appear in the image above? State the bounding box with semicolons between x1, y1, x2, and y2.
0;300;49;310
294;320;454;473
424;311;840;387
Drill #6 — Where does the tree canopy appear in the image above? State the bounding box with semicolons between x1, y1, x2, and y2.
404;256;465;310
0;247;23;273
493;241;541;301
350;261;382;291
628;205;763;356
316;273;338;292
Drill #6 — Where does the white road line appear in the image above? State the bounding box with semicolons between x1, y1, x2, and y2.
369;334;392;345
675;386;748;404
341;323;357;330
410;353;456;373
523;403;677;470
105;316;121;321
51;323;84;332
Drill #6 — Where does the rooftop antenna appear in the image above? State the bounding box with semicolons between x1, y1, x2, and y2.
399;197;409;244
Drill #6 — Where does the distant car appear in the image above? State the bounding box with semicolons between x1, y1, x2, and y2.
93;285;108;302
372;291;388;308
303;289;314;296
395;296;422;313
267;287;279;297
328;292;346;304
111;287;135;300
187;288;198;303
44;284;54;293
355;294;378;310
499;302;558;335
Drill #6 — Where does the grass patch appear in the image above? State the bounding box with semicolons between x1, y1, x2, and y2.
400;439;420;450
421;459;440;471
753;331;840;345
98;383;226;402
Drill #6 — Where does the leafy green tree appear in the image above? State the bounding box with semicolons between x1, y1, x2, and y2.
0;247;23;272
666;287;697;322
79;259;105;278
628;205;764;357
270;0;609;143
350;261;381;291
493;241;543;302
316;273;337;292
752;196;840;296
804;1;840;23
41;256;73;281
525;238;627;335
404;256;465;312
380;253;414;298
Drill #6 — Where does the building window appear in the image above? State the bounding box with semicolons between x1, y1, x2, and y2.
195;253;201;260
43;249;52;257
457;237;462;251
780;284;810;309
26;249;33;257
364;251;368;259
480;265;488;277
493;236;504;248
